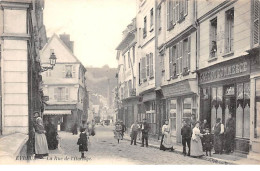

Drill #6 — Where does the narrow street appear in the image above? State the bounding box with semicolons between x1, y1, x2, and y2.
45;125;216;165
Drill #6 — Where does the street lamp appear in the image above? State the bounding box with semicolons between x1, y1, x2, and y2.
41;52;57;72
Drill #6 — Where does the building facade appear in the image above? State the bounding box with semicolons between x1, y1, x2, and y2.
116;18;138;129
41;34;87;131
116;0;260;157
0;0;47;155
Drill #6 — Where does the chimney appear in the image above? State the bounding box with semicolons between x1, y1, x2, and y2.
59;33;74;53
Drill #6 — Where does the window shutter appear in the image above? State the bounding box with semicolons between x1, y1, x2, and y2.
176;43;179;75
173;46;177;76
72;65;76;78
169;46;173;78
173;1;176;24
179;41;183;74
183;40;187;71
65;87;69;101
188;36;191;70
184;0;188;16
63;65;65;78
54;88;58;100
150;53;154;77
176;1;179;23
146;54;150;78
167;1;170;29
253;0;259;45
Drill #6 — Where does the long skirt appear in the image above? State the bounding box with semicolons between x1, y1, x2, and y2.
35;133;49;155
160;133;173;150
114;130;122;140
190;137;203;157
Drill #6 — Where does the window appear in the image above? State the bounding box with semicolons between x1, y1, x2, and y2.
54;87;69;101
183;37;191;74
143;16;147;38
138;62;141;84
64;65;75;78
158;6;162;30
236;82;250;139
183;98;192;123
225;8;234;53
210;18;217;58
167;0;188;30
211;87;223;127
160;54;165;72
140;57;146;81
150;8;154;28
253;0;260;46
140;53;153;82
169;45;177;78
124;55;126;71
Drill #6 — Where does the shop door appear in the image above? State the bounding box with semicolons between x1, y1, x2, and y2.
223;85;236;125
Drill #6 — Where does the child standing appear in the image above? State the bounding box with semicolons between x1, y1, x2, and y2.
203;128;213;156
77;128;88;158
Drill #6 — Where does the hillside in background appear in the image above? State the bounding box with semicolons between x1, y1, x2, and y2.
85;65;117;99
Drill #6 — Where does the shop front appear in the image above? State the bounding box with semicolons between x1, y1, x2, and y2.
122;97;139;130
162;79;198;144
198;57;251;154
138;91;159;136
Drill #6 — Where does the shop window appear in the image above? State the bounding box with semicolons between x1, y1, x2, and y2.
169;99;177;134
183;98;192;126
255;79;260;138
236;82;250;139
211;87;223;128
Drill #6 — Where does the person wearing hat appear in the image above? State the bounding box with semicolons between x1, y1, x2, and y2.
212;118;225;154
160;120;174;151
190;121;204;157
181;119;192;156
224;113;235;154
140;118;150;147
202;128;213;156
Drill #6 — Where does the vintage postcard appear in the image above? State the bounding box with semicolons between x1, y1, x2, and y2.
0;0;260;165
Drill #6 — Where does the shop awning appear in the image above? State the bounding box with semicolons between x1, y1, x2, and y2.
43;110;71;115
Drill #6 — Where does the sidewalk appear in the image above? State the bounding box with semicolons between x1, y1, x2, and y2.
124;134;260;165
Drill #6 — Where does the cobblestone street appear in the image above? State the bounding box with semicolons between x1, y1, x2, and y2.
40;125;216;165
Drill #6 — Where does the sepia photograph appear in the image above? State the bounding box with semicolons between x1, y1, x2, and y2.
0;0;260;166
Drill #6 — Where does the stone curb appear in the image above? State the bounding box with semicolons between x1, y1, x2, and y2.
124;137;235;165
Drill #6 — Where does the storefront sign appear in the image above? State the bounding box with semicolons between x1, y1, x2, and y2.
199;61;249;84
142;92;156;102
162;80;196;98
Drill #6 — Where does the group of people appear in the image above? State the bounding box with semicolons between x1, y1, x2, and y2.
180;113;235;157
115;113;235;158
32;112;58;159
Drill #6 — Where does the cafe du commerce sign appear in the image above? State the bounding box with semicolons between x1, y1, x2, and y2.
199;60;249;84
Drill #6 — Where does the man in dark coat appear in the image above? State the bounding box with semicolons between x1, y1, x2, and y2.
141;118;150;147
46;118;58;150
224;113;235;154
120;121;126;140
181;120;192;156
213;118;225;154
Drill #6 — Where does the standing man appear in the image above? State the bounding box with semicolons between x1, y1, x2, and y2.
212;118;225;154
140;118;150;147
120;121;126;140
130;120;139;145
225;113;235;154
181;120;192;156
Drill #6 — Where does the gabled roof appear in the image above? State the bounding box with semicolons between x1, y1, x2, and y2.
41;33;81;63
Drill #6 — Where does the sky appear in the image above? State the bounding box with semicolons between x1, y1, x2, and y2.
44;0;136;68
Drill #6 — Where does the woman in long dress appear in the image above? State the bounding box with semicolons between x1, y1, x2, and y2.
35;117;49;159
114;122;122;143
190;121;204;157
160;120;174;151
